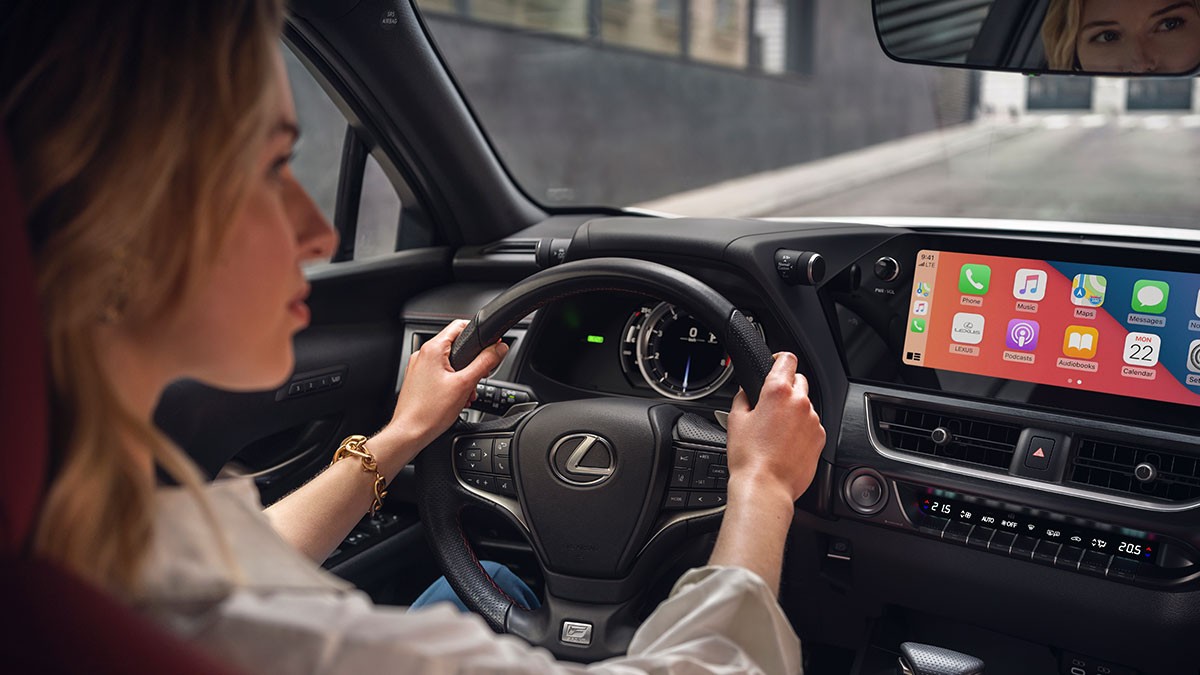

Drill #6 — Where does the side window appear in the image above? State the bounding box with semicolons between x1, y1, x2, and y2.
283;43;425;262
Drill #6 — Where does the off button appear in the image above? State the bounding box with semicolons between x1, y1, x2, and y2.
844;470;888;515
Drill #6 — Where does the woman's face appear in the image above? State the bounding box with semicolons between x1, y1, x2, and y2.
1076;0;1200;73
159;48;336;391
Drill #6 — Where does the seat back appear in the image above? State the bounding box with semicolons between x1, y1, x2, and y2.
0;134;245;675
0;133;46;556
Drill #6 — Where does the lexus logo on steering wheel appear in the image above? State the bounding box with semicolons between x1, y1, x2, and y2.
550;433;616;486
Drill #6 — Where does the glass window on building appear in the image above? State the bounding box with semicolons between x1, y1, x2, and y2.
469;0;589;38
750;0;814;75
602;0;684;57
689;0;748;68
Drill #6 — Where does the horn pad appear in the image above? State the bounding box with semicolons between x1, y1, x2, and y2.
513;398;669;577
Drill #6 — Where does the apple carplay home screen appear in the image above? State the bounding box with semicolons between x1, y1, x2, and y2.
901;250;1200;408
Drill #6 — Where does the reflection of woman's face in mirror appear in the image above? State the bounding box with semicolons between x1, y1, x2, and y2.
1076;0;1200;73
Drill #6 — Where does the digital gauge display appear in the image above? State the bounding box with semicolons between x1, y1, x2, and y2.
621;302;761;401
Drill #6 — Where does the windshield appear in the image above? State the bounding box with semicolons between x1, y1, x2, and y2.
417;1;1200;229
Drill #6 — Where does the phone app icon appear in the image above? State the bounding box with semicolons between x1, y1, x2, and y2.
1063;326;1099;359
1012;269;1047;302
951;313;985;344
958;264;991;295
915;282;932;298
1195;290;1200;318
1071;274;1107;307
1189;340;1200;373
910;318;926;333
1131;280;1169;314
913;300;929;316
1006;319;1040;351
1123;332;1161;367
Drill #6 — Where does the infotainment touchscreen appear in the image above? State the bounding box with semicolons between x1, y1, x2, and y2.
901;250;1200;408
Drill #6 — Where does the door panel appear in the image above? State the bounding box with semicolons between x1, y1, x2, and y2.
156;247;452;492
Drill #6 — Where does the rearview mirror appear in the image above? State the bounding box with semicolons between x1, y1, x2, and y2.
874;0;1200;76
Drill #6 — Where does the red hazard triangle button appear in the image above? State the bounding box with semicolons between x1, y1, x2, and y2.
1024;436;1055;470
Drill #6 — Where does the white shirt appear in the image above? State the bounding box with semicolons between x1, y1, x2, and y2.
133;478;803;674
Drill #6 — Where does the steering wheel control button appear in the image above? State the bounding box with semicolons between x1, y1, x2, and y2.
707;463;729;479
550;433;616;487
494;477;516;497
774;249;826;286
665;491;689;509
673;449;694;469
560;621;593;647
454;435;516;497
873;256;901;282
670;469;691;488
493;456;510;475
454;437;494;473
687;492;726;508
1024;436;1055;470
843;469;888;515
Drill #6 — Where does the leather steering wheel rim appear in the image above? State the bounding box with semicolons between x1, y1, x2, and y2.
416;257;774;651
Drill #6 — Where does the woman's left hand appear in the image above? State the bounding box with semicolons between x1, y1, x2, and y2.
375;320;508;470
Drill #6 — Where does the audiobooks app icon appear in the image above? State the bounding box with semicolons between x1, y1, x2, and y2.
1063;326;1099;359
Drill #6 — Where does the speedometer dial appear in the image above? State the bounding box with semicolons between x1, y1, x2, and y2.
633;302;748;400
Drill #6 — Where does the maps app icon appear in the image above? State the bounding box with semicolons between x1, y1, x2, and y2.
1071;274;1107;307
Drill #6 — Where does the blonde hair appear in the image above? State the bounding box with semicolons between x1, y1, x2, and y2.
1;0;285;594
1043;0;1084;71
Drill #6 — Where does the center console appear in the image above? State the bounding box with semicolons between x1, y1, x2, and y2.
824;231;1200;590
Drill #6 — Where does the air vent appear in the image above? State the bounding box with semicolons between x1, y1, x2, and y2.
874;402;1020;471
1069;439;1200;503
481;239;539;256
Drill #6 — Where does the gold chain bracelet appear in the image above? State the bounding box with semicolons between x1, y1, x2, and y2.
331;434;388;516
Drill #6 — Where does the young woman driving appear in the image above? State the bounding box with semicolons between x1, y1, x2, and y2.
2;1;825;672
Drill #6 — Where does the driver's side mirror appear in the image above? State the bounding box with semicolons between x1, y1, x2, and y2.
873;0;1200;76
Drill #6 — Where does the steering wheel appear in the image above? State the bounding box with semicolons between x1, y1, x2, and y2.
415;258;774;661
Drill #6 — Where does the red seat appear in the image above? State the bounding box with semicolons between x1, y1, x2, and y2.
0;134;244;674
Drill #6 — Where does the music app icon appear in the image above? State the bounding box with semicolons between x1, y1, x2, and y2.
1012;269;1047;302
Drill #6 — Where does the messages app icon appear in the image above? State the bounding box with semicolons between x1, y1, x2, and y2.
958;264;991;295
1071;274;1107;308
1131;280;1169;314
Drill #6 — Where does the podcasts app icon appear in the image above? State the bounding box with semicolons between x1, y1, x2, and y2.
1006;319;1040;352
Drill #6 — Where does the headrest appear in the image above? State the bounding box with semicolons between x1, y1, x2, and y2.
0;132;49;556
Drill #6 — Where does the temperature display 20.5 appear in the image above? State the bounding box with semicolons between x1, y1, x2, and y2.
920;497;1157;563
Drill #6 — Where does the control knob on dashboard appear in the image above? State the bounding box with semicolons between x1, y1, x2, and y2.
774;249;825;286
873;256;901;282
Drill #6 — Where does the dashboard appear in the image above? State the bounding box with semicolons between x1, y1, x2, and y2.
407;216;1200;673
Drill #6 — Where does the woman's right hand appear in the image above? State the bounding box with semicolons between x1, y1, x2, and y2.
724;352;825;502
